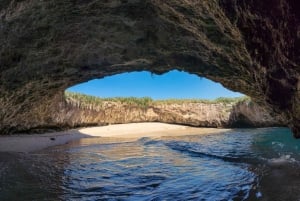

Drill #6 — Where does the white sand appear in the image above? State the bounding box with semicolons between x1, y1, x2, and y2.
0;130;87;153
79;122;229;138
0;123;230;152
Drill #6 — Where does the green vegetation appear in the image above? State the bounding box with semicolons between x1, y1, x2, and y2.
65;91;250;109
65;91;153;108
155;96;249;105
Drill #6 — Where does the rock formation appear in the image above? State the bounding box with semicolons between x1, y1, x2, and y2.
0;0;299;135
44;94;283;133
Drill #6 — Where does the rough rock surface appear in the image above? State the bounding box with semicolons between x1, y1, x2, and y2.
0;0;299;135
48;99;284;132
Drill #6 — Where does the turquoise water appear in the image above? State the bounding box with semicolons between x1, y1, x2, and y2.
1;128;300;200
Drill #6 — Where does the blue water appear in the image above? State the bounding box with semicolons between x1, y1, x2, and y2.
1;127;300;201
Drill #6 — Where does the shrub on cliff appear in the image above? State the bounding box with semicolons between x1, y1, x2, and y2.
64;91;250;109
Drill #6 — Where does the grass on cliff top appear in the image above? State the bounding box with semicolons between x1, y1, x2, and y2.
64;91;250;108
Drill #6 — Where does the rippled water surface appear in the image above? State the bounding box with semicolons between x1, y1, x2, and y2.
1;128;300;200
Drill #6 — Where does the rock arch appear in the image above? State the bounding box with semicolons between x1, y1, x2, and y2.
1;0;299;136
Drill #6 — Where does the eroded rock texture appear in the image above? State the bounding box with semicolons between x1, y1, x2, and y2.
53;98;284;130
0;0;299;135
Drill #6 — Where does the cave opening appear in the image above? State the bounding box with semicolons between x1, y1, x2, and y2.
66;70;243;100
58;70;278;130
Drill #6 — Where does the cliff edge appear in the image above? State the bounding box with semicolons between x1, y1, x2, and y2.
39;93;284;133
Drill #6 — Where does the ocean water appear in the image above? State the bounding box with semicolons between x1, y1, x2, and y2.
1;128;300;201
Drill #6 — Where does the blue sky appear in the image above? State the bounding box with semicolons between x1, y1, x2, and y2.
67;70;243;100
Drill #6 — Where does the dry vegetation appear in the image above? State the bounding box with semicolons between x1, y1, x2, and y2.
64;91;250;109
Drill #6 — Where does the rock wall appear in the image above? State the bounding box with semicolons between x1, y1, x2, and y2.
46;99;284;132
0;0;299;136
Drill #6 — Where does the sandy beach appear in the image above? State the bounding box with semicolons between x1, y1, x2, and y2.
0;123;230;152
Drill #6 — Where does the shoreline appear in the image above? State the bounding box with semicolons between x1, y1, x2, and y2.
0;123;230;153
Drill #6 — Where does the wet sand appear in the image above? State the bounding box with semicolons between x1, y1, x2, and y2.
0;123;230;152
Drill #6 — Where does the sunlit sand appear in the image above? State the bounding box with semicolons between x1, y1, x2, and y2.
0;123;230;152
79;122;229;138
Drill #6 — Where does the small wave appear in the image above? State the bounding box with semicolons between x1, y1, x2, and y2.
165;141;256;164
137;137;152;143
271;141;285;149
143;140;162;146
268;155;297;166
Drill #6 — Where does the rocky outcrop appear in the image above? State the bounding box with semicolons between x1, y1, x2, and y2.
228;101;284;128
0;1;299;135
46;98;284;132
